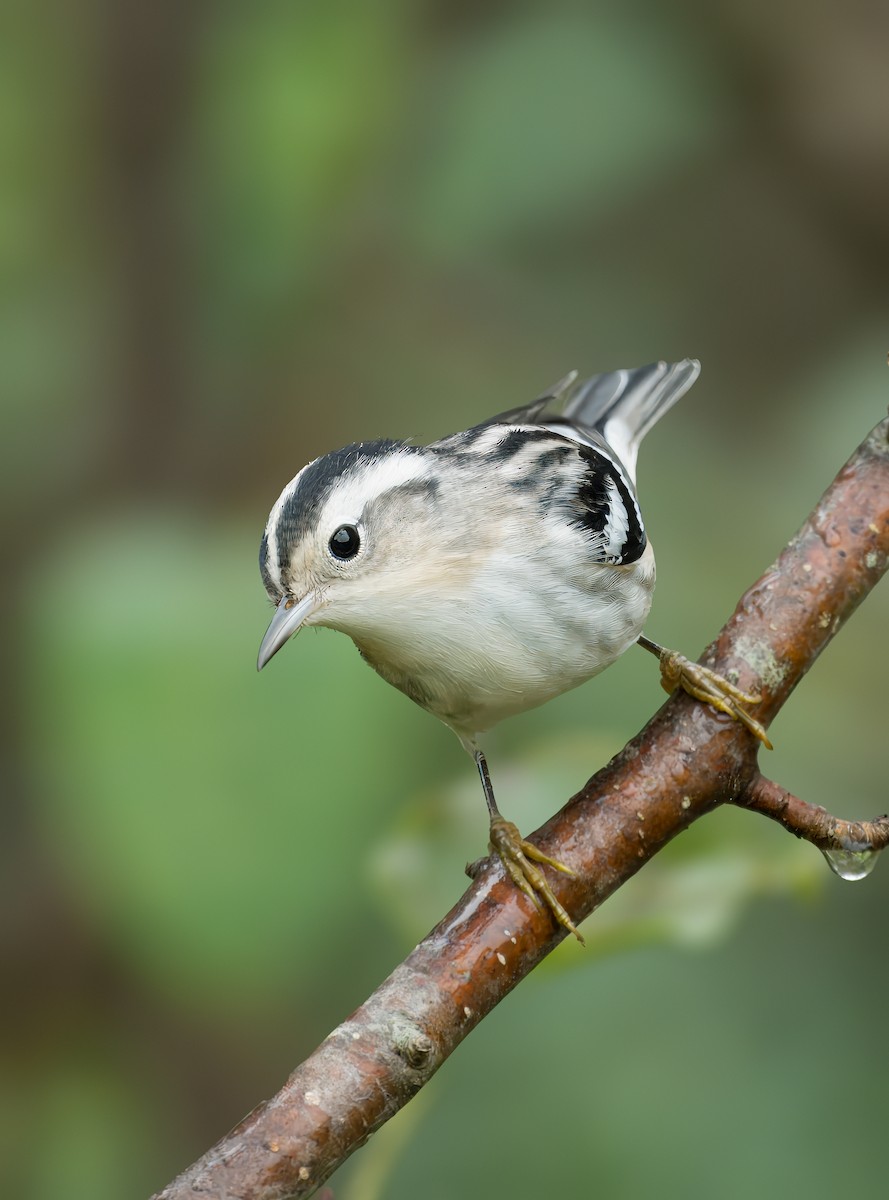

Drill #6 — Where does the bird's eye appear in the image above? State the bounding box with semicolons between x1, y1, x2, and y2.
329;524;361;560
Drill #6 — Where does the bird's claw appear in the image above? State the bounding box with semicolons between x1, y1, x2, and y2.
488;817;585;944
659;650;773;750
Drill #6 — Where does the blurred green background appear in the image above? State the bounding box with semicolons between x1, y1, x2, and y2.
3;1;889;1197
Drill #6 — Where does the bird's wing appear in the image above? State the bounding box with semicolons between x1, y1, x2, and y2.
478;359;700;484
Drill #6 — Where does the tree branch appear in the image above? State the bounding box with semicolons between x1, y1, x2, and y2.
735;775;889;860
151;417;889;1200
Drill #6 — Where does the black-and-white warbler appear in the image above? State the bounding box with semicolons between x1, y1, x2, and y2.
257;360;768;940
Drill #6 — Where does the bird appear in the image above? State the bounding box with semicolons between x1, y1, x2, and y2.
256;360;768;941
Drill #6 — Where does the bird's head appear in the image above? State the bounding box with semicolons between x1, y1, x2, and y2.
257;439;447;670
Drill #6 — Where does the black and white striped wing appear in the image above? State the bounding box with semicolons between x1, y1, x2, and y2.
432;420;647;567
475;359;699;486
467;383;649;565
568;443;647;565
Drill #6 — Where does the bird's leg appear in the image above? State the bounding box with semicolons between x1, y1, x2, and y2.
469;744;584;944
637;634;773;749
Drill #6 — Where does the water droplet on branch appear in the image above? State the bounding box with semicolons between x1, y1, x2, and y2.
822;846;881;882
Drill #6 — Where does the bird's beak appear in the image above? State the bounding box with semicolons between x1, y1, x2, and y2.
257;593;322;671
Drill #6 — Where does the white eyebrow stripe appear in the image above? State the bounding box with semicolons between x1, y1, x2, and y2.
265;446;431;591
319;449;431;526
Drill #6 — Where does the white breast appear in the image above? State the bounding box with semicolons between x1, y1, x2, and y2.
351;540;656;738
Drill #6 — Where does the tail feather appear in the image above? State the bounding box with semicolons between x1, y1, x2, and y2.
564;359;700;481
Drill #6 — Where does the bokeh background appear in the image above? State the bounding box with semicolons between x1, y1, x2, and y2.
3;2;889;1197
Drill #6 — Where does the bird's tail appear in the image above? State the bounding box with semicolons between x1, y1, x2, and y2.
563;358;700;481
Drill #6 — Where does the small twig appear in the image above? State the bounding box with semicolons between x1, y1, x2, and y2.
151;416;889;1200
735;775;889;853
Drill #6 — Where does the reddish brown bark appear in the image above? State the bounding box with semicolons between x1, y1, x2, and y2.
151;417;889;1200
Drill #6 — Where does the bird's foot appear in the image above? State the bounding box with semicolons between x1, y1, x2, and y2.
657;648;773;750
487;817;585;944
